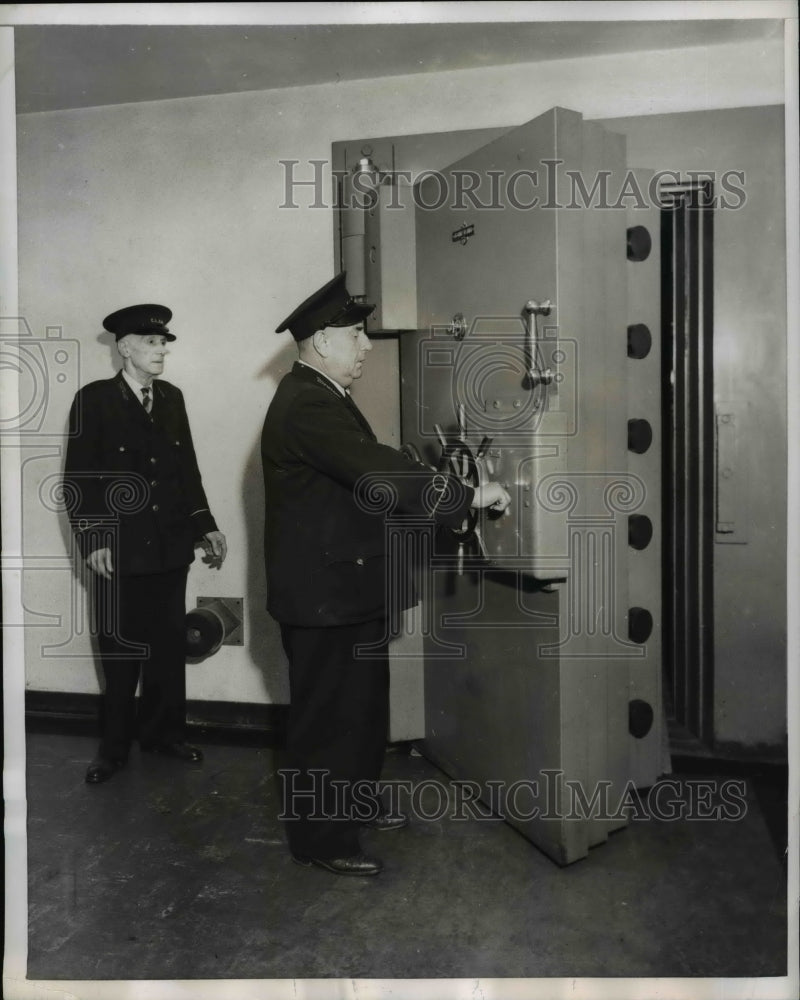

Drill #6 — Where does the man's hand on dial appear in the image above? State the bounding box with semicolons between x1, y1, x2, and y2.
471;483;512;512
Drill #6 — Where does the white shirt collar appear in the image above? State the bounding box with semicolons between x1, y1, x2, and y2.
121;368;153;402
296;359;347;397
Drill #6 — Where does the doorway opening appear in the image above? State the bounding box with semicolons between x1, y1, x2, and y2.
660;180;715;750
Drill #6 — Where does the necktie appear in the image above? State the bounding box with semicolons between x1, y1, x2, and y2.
141;386;152;414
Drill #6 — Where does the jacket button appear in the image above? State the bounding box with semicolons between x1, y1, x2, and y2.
150;457;157;464
356;557;364;566
150;480;157;487
152;504;159;512
119;446;125;452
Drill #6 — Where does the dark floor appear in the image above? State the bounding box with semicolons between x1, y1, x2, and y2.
24;731;787;981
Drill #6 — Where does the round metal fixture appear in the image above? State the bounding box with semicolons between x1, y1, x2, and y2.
627;323;652;359
628;699;654;739
628;606;654;643
628;514;653;550
628;418;653;454
627;225;652;262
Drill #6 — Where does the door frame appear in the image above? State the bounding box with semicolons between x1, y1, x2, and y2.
659;179;716;747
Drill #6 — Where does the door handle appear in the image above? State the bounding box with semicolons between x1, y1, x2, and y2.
524;298;554;388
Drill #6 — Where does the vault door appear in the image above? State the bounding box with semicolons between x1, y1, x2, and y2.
401;107;654;865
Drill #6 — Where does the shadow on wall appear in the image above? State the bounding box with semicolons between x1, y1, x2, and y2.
240;338;299;703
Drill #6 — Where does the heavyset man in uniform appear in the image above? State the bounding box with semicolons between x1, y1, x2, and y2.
261;273;510;875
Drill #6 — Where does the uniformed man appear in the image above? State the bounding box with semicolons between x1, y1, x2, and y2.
261;273;510;876
64;304;227;784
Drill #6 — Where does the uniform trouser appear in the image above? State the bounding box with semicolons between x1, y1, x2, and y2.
93;566;189;760
279;618;390;859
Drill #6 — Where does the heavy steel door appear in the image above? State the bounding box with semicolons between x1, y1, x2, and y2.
399;107;662;864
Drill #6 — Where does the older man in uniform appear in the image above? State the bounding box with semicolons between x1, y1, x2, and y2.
261;273;510;876
64;304;227;784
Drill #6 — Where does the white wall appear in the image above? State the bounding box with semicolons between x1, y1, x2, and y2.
16;36;785;705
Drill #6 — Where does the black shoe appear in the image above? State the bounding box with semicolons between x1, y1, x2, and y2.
85;755;126;784
292;853;383;876
363;812;409;832
141;742;203;762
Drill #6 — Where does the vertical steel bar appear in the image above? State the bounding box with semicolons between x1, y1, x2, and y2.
700;183;716;743
660;203;677;720
674;202;688;725
687;195;701;735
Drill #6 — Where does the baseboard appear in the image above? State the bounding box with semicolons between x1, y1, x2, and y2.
667;714;787;770
24;690;288;747
27;690;787;772
670;753;788;783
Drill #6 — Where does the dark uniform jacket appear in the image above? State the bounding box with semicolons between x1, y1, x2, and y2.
64;370;217;576
261;362;473;628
